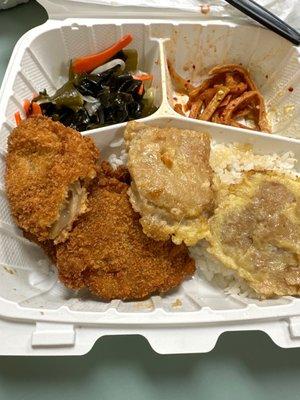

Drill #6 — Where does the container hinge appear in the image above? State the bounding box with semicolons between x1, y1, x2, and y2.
289;316;300;338
32;322;75;347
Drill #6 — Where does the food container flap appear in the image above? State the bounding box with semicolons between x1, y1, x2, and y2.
37;0;299;24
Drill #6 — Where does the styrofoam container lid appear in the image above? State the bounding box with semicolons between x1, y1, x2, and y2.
37;0;300;26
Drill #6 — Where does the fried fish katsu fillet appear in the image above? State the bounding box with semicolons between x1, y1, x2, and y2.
5;116;99;243
124;121;213;246
206;171;300;298
56;170;195;301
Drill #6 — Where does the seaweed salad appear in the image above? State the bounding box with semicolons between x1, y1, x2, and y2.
15;34;157;131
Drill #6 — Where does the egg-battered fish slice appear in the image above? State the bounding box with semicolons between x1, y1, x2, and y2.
206;171;300;298
124;121;213;246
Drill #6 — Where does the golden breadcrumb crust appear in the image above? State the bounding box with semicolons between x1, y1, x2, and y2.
5;116;99;242
56;171;195;301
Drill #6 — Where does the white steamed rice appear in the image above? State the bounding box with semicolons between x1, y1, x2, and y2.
108;148;128;167
109;139;298;297
210;142;297;185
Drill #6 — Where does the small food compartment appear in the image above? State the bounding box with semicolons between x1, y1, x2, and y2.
0;22;162;149
164;23;300;139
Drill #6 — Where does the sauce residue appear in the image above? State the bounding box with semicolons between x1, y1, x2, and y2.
200;4;210;14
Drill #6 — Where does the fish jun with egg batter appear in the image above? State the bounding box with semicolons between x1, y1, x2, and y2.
125;121;214;246
206;171;300;298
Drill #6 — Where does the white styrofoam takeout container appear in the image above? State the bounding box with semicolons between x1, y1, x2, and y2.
0;0;300;355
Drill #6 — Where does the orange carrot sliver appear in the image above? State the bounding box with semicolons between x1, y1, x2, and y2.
137;83;144;96
133;73;153;82
14;112;21;126
72;34;133;74
23;99;31;116
31;102;42;115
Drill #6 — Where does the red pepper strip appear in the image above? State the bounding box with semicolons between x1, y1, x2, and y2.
31;102;42;115
137;83;144;96
72;34;133;74
133;73;153;82
23;99;31;116
14;112;21;126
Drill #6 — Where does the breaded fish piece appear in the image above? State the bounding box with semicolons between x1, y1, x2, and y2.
56;170;195;301
206;171;300;298
5;116;99;243
124;121;213;246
